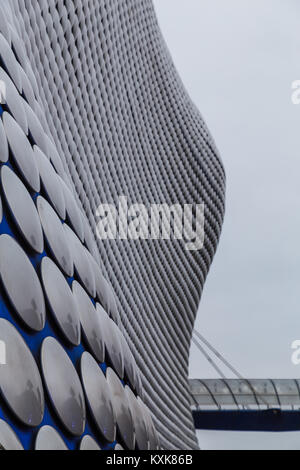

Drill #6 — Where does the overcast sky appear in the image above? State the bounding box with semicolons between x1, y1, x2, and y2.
153;0;300;449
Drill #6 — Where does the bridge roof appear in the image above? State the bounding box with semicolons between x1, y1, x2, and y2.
189;379;300;410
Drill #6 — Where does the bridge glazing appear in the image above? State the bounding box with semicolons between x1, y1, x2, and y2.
190;379;300;410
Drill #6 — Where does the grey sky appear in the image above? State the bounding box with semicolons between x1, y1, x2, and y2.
153;0;300;449
153;0;300;378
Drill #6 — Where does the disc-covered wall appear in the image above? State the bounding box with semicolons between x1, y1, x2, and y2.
0;7;159;450
0;0;225;450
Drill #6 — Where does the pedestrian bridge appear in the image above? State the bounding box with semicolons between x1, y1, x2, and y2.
190;379;300;432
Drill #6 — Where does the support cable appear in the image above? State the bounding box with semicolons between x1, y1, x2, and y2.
192;329;268;407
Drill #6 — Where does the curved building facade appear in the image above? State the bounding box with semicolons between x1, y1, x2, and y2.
0;0;225;450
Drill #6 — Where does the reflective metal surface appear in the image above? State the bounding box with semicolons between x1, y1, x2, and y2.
79;435;101;451
44;136;65;178
0;70;28;134
120;334;137;392
114;444;124;451
24;63;38;102
0;5;11;44
23;101;47;152
73;282;105;363
83;218;101;265
0;118;8;162
135;369;143;400
0;318;45;426
35;426;68;450
19;66;35;109
0;33;22;91
34;145;66;219
41;337;86;436
80;352;116;443
9;26;27;73
0;419;23;450
98;308;124;379
138;399;160;450
108;293;120;325
59;177;84;242
64;224;96;298
41;257;81;346
37;197;73;277
94;275;120;324
93;264;111;310
1;165;44;253
33;99;48;136
0;0;213;451
125;387;148;450
106;367;135;450
0;234;46;331
2;112;39;191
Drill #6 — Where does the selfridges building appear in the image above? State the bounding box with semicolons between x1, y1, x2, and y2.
0;0;225;450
